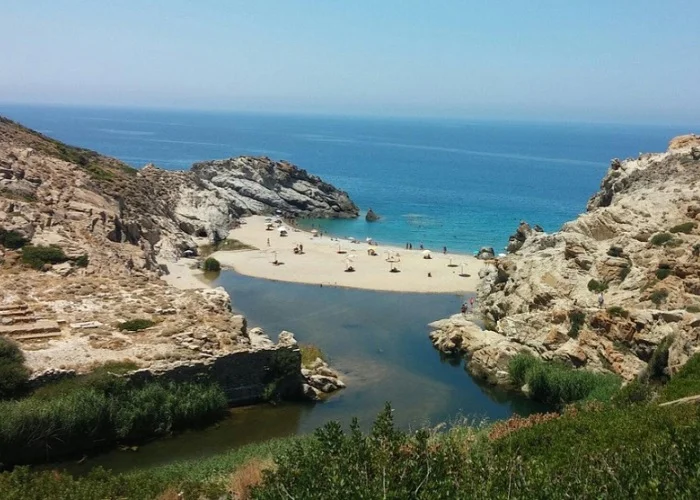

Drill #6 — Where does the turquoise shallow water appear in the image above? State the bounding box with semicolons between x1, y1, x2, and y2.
1;104;694;252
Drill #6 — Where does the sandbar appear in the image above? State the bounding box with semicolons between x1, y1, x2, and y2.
210;216;484;293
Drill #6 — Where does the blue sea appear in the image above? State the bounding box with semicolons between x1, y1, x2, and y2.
1;104;693;253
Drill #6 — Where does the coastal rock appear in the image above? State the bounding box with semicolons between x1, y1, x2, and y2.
365;208;380;222
431;135;700;385
302;358;346;397
506;221;535;253
476;247;495;260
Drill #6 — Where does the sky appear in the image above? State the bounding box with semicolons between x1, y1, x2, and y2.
2;0;699;123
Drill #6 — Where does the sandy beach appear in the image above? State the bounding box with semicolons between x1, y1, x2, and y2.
209;216;484;293
162;257;210;290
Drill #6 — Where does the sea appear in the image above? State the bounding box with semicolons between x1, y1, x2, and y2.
1;104;693;254
5;104;697;470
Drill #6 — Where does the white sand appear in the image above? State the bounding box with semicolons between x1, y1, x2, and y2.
210;216;484;293
161;258;210;290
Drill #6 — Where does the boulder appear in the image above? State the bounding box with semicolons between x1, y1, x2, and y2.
476;247;495;260
365;208;380;222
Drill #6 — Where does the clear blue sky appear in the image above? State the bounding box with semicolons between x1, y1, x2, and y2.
2;0;698;123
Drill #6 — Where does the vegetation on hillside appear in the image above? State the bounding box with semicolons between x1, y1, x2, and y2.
117;318;156;332
21;245;68;269
0;228;28;249
203;257;221;272
0;337;30;399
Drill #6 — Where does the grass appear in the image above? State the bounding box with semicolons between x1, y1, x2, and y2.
0;228;28;249
300;344;325;368
660;353;700;402
508;353;621;406
0;337;30;400
202;257;221;272
669;221;696;234
0;379;227;466
21;245;68;270
74;254;89;268
117;319;156;332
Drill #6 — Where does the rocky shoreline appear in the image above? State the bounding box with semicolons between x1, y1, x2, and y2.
0;116;351;402
430;135;700;386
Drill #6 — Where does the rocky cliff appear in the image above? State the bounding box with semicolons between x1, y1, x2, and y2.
0;116;350;397
430;135;700;385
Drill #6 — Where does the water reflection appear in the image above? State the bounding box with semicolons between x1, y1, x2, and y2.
53;271;545;474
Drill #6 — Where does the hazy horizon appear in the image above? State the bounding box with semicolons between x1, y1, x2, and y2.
3;1;698;125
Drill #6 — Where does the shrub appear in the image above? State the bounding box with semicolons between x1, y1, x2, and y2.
568;309;586;338
607;306;629;318
587;279;608;293
656;267;673;280
646;335;674;382
0;337;30;399
669;222;696;234
0;228;28;249
607;245;624;257
650;232;673;246
21;245;68;269
508;353;539;386
508;354;620;406
611;379;652;407
117;318;155;332
686;305;700;313
650;289;669;306
300;344;325;368
618;264;631;281
75;254;89;267
0;380;227;466
203;257;221;272
659;353;700;402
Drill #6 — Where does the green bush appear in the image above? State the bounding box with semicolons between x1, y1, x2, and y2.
74;254;89;267
650;232;674;246
0;228;28;249
203;257;221;272
660;353;700;402
0;380;227;466
0;337;30;399
21;245;68;269
508;353;539;386
568;309;586;338
587;279;608;293
117;318;155;332
607;306;629;318
650;289;669;306
656;267;673;280
508;354;621;406
611;379;652;407
669;222;696;234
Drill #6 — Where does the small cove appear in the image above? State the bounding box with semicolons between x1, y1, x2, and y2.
53;271;545;474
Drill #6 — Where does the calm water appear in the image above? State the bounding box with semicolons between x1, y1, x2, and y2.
56;272;544;474
1;104;693;252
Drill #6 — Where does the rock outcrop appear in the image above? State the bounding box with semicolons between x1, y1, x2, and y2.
365;208;380;222
0;116;351;398
431;135;700;385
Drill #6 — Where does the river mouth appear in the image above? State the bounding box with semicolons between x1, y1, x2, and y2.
49;271;545;475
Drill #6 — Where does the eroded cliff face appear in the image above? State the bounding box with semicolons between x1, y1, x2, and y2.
0;116;351;394
430;135;700;385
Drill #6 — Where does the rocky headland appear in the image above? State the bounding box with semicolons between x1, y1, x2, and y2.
0;116;349;401
431;135;700;386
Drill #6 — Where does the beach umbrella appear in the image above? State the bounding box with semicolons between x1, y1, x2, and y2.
366;237;372;242
311;229;318;234
423;250;431;258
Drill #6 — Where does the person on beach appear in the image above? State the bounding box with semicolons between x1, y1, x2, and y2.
461;302;468;315
299;244;303;253
409;243;412;250
420;243;424;250
267;238;270;247
469;297;475;312
443;246;447;254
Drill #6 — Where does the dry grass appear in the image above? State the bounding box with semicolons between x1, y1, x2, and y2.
227;458;275;499
300;344;325;367
155;488;181;500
